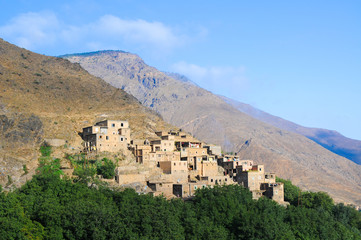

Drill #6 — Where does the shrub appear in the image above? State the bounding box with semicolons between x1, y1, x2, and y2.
97;158;116;179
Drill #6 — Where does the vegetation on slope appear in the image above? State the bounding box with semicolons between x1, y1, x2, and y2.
0;151;360;239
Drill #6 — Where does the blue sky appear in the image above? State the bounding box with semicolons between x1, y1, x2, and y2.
1;0;361;140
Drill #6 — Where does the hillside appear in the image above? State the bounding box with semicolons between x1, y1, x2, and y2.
64;50;361;205
0;39;171;188
222;96;361;165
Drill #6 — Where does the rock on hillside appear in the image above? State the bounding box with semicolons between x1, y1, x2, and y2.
0;39;171;188
65;51;361;206
222;96;361;165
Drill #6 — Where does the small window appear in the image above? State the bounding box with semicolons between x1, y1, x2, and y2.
120;137;124;141
174;163;176;166
211;179;213;182
112;123;115;127
99;136;102;139
121;123;124;127
106;136;109;140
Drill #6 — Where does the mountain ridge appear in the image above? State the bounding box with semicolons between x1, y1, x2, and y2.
221;96;361;165
64;50;361;205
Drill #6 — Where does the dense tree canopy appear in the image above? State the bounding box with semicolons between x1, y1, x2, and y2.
0;156;360;239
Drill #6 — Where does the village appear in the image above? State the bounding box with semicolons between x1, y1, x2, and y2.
81;119;288;205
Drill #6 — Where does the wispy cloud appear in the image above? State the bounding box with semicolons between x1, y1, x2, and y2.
0;11;60;50
171;61;248;98
0;11;196;56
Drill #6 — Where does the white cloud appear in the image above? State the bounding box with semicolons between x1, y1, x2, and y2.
93;15;182;50
0;11;193;56
171;61;248;98
0;12;60;49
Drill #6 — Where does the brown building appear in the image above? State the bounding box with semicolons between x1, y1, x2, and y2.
237;164;287;204
261;182;285;203
82;120;130;153
159;160;188;183
222;158;254;180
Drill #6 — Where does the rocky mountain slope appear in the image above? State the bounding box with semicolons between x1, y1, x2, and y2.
64;50;361;205
222;96;361;165
0;40;171;188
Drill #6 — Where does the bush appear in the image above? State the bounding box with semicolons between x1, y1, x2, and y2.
40;142;52;157
97;158;116;179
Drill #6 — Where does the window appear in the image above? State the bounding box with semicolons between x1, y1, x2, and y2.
211;179;213;182
120;137;124;141
112;123;115;127
174;163;176;166
121;123;124;127
106;136;109;140
99;136;102;139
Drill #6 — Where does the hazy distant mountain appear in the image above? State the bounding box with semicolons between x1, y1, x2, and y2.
64;50;361;205
222;96;361;165
0;40;170;188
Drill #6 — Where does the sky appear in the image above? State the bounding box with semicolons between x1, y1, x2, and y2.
1;0;361;140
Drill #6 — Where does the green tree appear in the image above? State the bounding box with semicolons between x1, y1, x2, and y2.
301;191;334;212
276;177;301;206
97;158;116;179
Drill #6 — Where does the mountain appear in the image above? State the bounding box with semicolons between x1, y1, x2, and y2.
64;50;361;206
0;40;171;188
221;96;361;165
